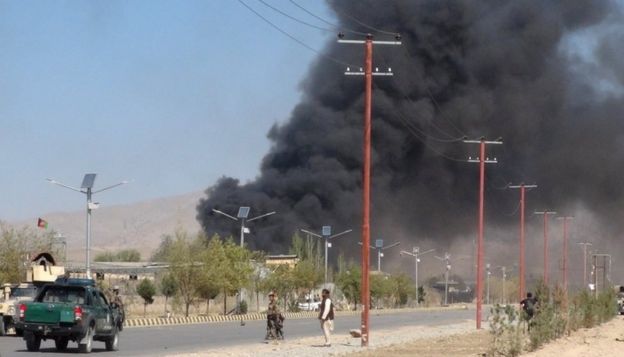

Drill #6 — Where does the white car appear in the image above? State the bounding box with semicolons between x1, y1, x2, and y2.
298;299;321;311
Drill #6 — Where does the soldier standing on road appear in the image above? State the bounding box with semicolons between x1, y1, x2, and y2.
318;288;334;347
266;292;283;340
112;286;125;326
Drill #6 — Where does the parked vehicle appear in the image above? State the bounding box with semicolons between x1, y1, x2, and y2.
1;283;39;336
17;278;122;353
298;298;321;311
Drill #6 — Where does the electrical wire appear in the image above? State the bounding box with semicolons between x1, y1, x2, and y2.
373;82;467;162
256;0;335;33
288;0;369;36
237;0;355;68
398;46;468;137
376;51;467;142
332;6;399;36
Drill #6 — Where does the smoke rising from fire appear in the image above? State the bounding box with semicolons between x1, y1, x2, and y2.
197;0;624;267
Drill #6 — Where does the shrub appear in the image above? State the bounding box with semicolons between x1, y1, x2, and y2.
239;300;248;314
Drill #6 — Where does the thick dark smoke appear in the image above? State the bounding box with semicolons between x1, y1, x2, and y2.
197;0;624;269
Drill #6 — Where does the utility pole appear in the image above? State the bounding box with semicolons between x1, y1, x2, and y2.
338;32;401;347
557;216;573;293
464;137;502;329
534;211;556;285
577;241;592;289
400;247;435;307
508;183;537;300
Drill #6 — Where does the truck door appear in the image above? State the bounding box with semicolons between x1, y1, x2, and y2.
90;290;112;334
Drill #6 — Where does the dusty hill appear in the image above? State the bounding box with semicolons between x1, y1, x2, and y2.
12;191;205;261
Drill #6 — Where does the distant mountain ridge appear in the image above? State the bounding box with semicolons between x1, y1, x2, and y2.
11;191;205;261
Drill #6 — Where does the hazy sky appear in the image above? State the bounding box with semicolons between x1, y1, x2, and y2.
0;0;333;220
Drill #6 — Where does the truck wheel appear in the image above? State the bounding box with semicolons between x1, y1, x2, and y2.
79;325;94;353
0;318;5;336
25;332;42;352
105;326;119;351
55;337;69;351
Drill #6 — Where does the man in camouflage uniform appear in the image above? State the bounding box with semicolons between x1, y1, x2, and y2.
266;292;284;340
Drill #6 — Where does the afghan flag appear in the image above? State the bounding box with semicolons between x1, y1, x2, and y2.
37;218;48;229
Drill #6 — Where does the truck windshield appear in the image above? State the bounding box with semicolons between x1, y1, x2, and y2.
11;287;38;298
38;286;85;304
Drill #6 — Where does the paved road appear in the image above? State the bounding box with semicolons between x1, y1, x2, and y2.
0;308;475;356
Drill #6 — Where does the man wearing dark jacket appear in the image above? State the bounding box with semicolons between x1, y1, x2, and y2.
318;289;334;347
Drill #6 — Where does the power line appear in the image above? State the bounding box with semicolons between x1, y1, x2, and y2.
372;82;467;162
288;0;369;36
376;51;467;141
256;0;334;33
333;6;399;36
237;0;355;68
397;47;468;137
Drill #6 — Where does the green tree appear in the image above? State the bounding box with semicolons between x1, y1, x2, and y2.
292;259;323;296
196;235;226;314
136;278;156;317
370;274;394;309
222;238;253;314
150;235;174;262
335;261;361;310
160;273;178;315
0;224;57;284
167;229;204;316
249;250;267;312
94;249;141;262
391;273;415;307
260;264;294;309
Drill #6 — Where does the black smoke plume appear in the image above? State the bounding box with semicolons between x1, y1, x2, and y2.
197;0;624;268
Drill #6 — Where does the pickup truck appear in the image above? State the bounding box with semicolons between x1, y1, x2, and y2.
17;278;121;353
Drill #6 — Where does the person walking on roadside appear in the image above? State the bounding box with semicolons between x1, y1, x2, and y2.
318;288;334;347
520;292;538;331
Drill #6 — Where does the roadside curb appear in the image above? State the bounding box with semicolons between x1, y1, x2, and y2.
123;305;469;328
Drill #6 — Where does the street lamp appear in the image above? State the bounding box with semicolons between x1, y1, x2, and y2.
400;246;435;307
212;206;276;313
300;226;352;285
359;239;400;272
435;253;452;306
47;174;129;278
212;207;276;247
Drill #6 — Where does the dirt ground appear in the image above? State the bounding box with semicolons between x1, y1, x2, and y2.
346;329;491;357
348;316;624;357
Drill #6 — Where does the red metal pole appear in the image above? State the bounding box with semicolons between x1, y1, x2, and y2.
543;214;548;285
519;185;525;301
360;34;373;347
476;139;485;329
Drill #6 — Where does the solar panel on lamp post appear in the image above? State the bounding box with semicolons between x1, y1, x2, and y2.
47;174;129;278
